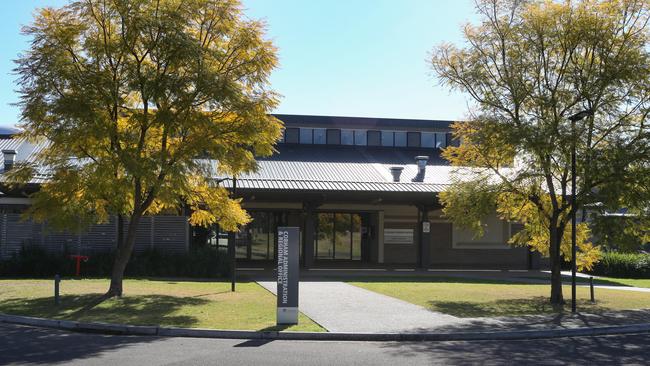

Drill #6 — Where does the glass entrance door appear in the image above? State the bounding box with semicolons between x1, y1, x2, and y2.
236;211;279;260
315;213;363;260
235;211;302;261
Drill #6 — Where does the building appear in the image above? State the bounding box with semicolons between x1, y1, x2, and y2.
0;115;540;269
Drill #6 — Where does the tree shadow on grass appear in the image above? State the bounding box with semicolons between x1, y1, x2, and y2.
427;297;611;318
0;294;209;328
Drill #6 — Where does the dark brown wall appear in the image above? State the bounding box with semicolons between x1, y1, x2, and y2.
383;222;418;264
428;222;529;269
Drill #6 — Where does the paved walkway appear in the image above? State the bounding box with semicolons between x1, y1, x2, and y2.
257;281;461;333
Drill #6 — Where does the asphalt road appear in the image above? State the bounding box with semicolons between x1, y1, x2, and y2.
1;323;649;366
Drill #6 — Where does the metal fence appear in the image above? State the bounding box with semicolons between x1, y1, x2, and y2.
0;214;189;260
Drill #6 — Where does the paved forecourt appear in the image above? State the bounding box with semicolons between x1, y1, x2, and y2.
257;281;461;333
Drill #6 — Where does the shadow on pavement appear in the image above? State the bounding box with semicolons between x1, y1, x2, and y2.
0;323;164;365
234;339;275;347
382;333;650;365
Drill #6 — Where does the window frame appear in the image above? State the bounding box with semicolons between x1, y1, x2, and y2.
407;131;421;147
284;128;300;144
367;130;381;146
326;129;341;145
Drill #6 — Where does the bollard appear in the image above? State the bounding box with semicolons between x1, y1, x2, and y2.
589;276;595;302
54;274;60;305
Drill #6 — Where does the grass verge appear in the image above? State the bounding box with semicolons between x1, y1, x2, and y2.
523;275;650;289
0;278;323;332
350;277;650;317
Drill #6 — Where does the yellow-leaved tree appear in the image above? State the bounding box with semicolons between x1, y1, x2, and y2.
11;0;281;298
433;0;650;306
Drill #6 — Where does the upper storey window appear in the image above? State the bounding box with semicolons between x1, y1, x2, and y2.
407;132;420;147
394;132;407;147
281;126;452;148
435;132;447;148
285;128;300;144
326;129;341;145
367;130;381;146
341;129;354;145
300;128;313;144
313;128;326;144
422;132;435;147
354;130;366;145
381;131;394;146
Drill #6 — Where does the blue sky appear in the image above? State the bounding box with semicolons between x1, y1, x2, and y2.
0;0;477;127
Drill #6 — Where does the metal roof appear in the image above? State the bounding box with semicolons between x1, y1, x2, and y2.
0;137;455;194
212;144;453;193
221;178;448;193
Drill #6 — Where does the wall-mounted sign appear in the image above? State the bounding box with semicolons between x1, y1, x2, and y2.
277;226;299;325
384;228;414;245
422;221;430;233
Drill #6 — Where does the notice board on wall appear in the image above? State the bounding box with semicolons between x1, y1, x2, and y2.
384;228;414;245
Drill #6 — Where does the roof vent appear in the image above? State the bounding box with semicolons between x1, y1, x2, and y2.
2;150;16;171
412;156;429;182
389;166;404;182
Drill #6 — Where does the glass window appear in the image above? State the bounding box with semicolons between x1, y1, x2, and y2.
381;131;394;146
447;133;455;146
315;212;363;261
407;132;421;147
435;132;447;148
235;227;248;259
351;214;362;260
313;128;326;144
250;212;270;260
326;129;341;145
367;130;381;146
316;213;334;259
334;213;351;260
394;132;407;147
341;130;354;145
421;132;435;148
354;130;367;145
285;128;300;144
300;128;313;144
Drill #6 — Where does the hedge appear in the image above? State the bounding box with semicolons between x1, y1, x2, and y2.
0;245;230;278
588;251;650;278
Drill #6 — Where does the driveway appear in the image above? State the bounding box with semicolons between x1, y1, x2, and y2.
257;281;461;333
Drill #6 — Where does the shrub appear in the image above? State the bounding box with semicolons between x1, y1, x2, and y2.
0;246;230;279
587;251;650;278
0;246;74;277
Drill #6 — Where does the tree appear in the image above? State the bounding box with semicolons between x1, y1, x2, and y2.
12;0;281;298
432;0;650;305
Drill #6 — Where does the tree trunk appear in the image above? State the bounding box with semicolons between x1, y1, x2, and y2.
548;215;564;307
106;212;143;297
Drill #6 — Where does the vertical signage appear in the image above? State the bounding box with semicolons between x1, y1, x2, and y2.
277;226;299;325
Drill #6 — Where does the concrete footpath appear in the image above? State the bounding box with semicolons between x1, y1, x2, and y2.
257;281;461;332
258;280;650;335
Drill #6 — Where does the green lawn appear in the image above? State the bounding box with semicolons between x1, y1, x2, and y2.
0;278;323;332
350;277;650;317
526;275;650;289
590;277;650;288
